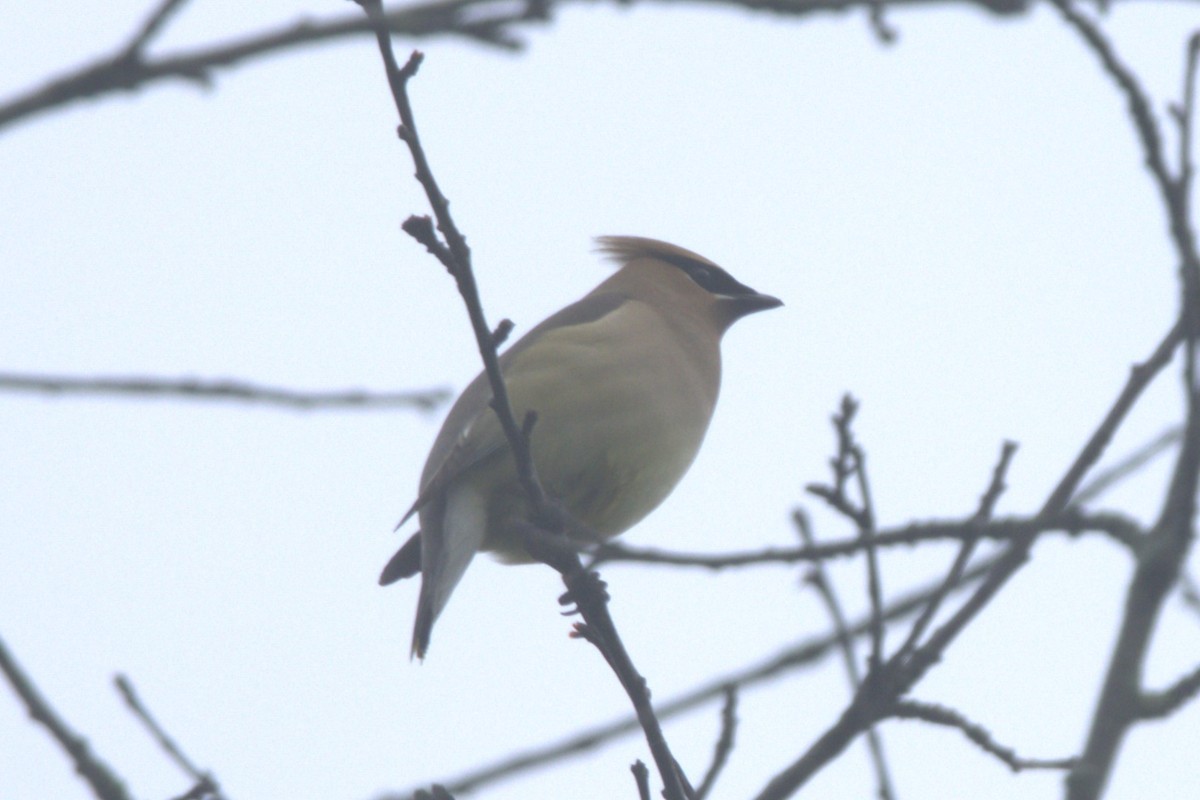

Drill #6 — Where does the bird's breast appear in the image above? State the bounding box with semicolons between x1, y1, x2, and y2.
488;300;720;544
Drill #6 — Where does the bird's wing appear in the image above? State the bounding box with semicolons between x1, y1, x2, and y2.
378;530;421;585
396;290;630;526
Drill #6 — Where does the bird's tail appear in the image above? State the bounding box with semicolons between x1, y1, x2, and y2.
411;486;487;659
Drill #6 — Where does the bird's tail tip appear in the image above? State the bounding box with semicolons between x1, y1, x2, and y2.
410;603;434;661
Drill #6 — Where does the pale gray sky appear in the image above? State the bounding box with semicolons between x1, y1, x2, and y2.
2;2;1197;799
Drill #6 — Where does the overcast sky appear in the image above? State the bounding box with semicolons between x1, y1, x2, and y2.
2;2;1198;799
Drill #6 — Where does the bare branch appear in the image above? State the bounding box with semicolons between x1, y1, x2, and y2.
0;0;539;132
754;319;1183;800
1052;0;1200;281
1020;12;1200;800
895;441;1018;663
114;675;226;800
893;700;1076;772
1139;661;1200;719
0;0;1070;134
0;634;132;800
0;372;448;411
123;0;192;57
1051;0;1172;197
593;510;1142;570
905;321;1184;675
631;761;652;800
1067;377;1200;798
693;687;738;800
353;8;687;796
797;510;895;800
386;557;997;798
806;396;887;666
1070;426;1183;507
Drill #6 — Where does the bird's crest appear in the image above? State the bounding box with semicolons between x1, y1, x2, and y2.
595;235;757;298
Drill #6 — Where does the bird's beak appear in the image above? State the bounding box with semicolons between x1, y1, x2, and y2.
724;291;783;321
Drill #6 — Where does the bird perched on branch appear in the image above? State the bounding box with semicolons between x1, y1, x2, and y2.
380;236;782;658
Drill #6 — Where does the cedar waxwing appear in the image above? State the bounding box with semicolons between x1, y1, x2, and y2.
381;236;782;658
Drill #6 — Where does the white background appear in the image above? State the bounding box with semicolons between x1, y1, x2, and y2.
2;2;1198;799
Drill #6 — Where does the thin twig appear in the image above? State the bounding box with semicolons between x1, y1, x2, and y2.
895;441;1018;661
893;700;1076;772
806;396;886;667
1051;0;1199;276
1070;426;1183;507
631;761;652;800
1050;0;1170;194
114;675;226;800
755;319;1184;800
693;688;738;800
123;0;192;56
354;8;687;797
899;323;1183;695
1067;364;1200;799
1138;661;1200;719
1177;33;1200;393
796;511;895;800
0;372;448;411
359;29;548;513
0;635;132;800
593;510;1142;570
0;0;1055;133
1033;12;1200;800
0;0;537;131
384;556;999;799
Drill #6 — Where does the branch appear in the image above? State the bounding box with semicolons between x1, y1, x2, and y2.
384;556;997;798
692;687;738;800
0;0;541;132
0;372;448;411
1070;425;1183;507
0;0;1105;135
1139;661;1200;719
893;441;1018;671
1030;10;1200;799
592;510;1143;570
1066;351;1200;800
0;634;132;800
797;510;895;800
893;700;1076;772
754;318;1184;800
1051;0;1200;281
123;0;192;57
631;761;652;800
114;675;226;800
353;7;687;796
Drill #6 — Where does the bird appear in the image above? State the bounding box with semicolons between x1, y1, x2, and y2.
380;236;782;658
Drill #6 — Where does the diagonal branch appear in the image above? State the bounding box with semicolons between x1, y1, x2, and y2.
353;6;688;797
692;687;738;800
1139;660;1200;719
796;509;895;800
0;634;132;800
754;318;1184;800
123;0;192;57
114;675;226;800
385;557;998;798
